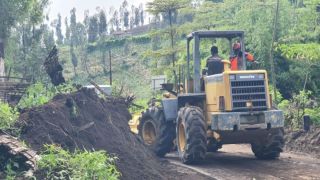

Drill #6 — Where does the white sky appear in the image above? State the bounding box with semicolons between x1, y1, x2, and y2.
47;0;151;23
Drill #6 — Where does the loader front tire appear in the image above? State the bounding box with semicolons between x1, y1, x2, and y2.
177;106;207;164
251;128;284;160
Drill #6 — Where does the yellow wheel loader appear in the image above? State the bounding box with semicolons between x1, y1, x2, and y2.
131;31;284;164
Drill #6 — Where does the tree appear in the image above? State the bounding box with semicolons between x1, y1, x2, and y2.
147;0;189;67
122;0;130;29
99;10;107;36
134;7;141;26
130;5;136;29
55;14;64;44
129;16;135;29
109;7;115;33
0;0;47;77
124;10;130;29
65;17;71;44
70;8;78;46
88;16;99;43
113;10;120;31
139;4;145;25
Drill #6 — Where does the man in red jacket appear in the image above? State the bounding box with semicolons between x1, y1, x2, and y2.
230;42;254;70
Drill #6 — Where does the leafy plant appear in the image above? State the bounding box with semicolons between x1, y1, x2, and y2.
305;108;320;126
0;102;20;130
17;83;54;109
278;90;313;129
269;85;284;105
38;145;120;180
18;82;77;109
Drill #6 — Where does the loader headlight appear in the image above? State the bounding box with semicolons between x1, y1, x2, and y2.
229;74;236;80
258;74;265;79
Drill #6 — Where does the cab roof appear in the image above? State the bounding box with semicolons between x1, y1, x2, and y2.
187;30;244;41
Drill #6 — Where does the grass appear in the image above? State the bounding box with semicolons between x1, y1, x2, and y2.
37;145;121;180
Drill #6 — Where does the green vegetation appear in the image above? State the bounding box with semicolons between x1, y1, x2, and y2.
37;145;120;180
18;82;76;109
279;90;320;129
0;102;19;130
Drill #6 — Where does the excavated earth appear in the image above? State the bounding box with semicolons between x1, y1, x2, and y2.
14;88;210;180
284;127;320;158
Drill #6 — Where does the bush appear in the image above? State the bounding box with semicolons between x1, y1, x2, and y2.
17;83;54;109
18;82;76;109
278;90;313;129
37;145;120;180
269;85;284;105
305;108;320;126
0;102;19;130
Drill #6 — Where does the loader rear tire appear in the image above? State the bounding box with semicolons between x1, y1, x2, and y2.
177;106;207;164
138;107;175;157
138;107;159;146
251;128;284;160
154;113;175;157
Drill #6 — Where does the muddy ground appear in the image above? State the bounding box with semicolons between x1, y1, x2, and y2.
167;144;320;180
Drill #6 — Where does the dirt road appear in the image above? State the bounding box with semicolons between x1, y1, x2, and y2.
166;144;320;180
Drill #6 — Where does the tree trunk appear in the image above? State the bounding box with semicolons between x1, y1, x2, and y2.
169;10;175;67
269;0;280;103
109;49;112;85
0;38;6;80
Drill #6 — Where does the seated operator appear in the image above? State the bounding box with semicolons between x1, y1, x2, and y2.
206;46;223;75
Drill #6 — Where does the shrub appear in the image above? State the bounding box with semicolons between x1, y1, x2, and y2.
305;108;320;126
18;82;76;109
38;145;120;180
278;90;313;129
17;83;54;109
0;102;19;130
269;85;284;105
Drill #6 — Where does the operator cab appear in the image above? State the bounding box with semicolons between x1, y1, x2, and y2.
186;30;247;94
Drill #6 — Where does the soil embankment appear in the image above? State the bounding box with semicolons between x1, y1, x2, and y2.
285;127;320;158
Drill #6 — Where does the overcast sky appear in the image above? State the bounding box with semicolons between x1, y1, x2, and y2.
47;0;151;22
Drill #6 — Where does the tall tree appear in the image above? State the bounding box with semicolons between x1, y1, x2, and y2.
65;17;71;44
130;5;136;29
55;14;64;44
124;10;130;29
134;7;141;26
113;10;120;31
88;16;99;43
139;4;145;26
70;8;78;46
99;10;108;36
109;7;115;33
0;0;47;77
122;0;129;29
147;0;189;66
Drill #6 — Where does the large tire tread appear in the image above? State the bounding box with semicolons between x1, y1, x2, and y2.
138;106;175;157
251;128;284;160
177;106;207;164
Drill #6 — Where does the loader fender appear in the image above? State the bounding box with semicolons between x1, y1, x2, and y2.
162;98;178;121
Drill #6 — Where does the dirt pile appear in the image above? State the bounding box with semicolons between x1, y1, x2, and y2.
285;127;320;158
16;88;168;180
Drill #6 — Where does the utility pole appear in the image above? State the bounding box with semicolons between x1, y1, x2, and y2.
109;49;112;85
269;0;280;103
0;38;5;79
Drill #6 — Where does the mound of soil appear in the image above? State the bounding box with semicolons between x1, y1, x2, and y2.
16;88;167;180
285;127;320;158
